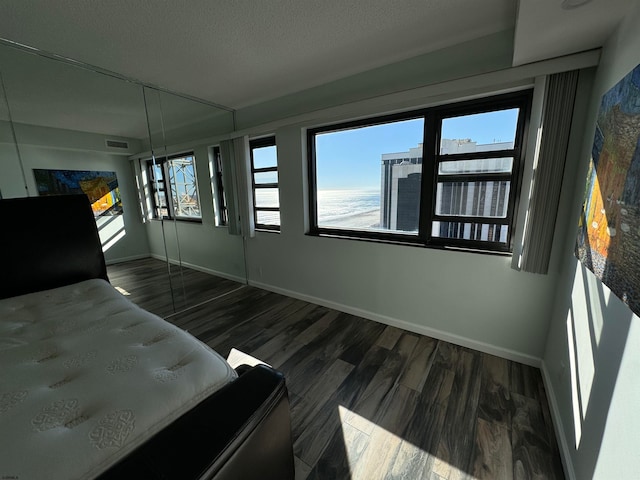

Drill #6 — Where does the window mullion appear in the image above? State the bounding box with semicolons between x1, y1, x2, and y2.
162;161;174;219
420;113;438;244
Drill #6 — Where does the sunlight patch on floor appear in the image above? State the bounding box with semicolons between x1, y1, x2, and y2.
226;348;271;369
337;405;474;480
114;286;131;296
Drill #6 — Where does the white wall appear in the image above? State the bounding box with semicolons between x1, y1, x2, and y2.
230;29;589;363
542;3;640;478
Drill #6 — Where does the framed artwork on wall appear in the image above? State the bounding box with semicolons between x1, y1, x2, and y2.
575;62;640;315
33;168;123;217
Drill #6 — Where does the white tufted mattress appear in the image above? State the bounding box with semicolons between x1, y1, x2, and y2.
0;279;237;480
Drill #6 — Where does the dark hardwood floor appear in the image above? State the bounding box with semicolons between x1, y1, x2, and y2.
106;258;565;480
107;258;243;318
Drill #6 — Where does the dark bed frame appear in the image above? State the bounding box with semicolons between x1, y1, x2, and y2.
0;194;295;480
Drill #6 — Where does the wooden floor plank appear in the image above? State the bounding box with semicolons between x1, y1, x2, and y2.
376;325;404;349
350;384;421;480
471;418;513;480
511;393;561;480
306;421;369;480
107;258;566;480
339;316;387;365
290;358;354;439
293;345;390;466
342;333;418;435
478;353;512;429
294;456;312;480
433;350;483;480
399;335;438;392
392;394;448;480
510;362;544;403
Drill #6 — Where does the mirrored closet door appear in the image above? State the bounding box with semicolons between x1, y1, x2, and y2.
0;42;245;315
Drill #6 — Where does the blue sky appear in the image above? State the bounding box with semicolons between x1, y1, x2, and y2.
315;108;519;190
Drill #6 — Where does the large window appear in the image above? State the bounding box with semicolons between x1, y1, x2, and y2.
147;152;201;221
250;137;280;231
308;91;531;253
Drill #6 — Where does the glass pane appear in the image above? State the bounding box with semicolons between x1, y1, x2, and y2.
254;170;278;184
315;117;424;233
432;221;509;244
436;181;510;218
155;190;167;207
252;145;277;169
438;157;513;175
151;163;163;181
440;108;518;154
168;156;201;218
255;188;279;208
256;210;280;227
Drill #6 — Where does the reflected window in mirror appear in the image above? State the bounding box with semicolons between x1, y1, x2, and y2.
211;146;228;226
250;137;280;231
147;152;202;221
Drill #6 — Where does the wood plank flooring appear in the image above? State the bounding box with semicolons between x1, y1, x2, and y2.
106;258;565;480
107;258;242;318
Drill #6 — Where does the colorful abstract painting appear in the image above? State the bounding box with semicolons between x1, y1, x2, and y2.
575;63;640;315
34;169;122;217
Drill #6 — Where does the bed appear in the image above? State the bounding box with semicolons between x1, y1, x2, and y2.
0;194;295;480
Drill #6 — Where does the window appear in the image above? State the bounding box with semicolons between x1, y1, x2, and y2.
250;137;280;231
147;152;201;221
211;146;227;226
308;91;531;253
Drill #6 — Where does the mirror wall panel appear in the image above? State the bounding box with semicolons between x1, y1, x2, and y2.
0;67;26;199
0;44;150;264
0;42;245;315
143;87;244;311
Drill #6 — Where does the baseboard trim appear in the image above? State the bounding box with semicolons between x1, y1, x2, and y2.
248;279;541;367
149;254;247;284
105;253;150;265
541;362;576;480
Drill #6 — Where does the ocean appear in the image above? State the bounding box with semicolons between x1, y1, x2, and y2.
254;188;381;229
317;189;381;229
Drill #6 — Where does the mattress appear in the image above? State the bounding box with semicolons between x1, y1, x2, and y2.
0;279;237;480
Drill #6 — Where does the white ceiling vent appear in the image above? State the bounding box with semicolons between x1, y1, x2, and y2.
105;139;129;149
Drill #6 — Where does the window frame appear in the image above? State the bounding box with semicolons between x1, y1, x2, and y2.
249;136;280;232
147;151;202;223
307;90;532;254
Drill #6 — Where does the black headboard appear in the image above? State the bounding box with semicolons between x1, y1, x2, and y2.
0;194;109;299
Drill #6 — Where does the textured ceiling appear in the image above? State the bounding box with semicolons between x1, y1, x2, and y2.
514;0;633;65
0;0;516;109
0;0;634;139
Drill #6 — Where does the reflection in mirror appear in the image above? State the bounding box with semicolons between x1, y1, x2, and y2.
0;67;27;198
0;43;150;266
0;41;245;315
142;86;243;311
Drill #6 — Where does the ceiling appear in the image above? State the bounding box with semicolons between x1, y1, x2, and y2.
0;0;635;112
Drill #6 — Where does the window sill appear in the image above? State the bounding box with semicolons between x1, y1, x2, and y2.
149;217;203;224
306;230;512;257
255;227;281;234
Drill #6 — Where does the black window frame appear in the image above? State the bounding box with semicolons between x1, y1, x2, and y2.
249;136;280;232
307;90;532;254
211;146;228;226
146;151;202;223
148;158;171;219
